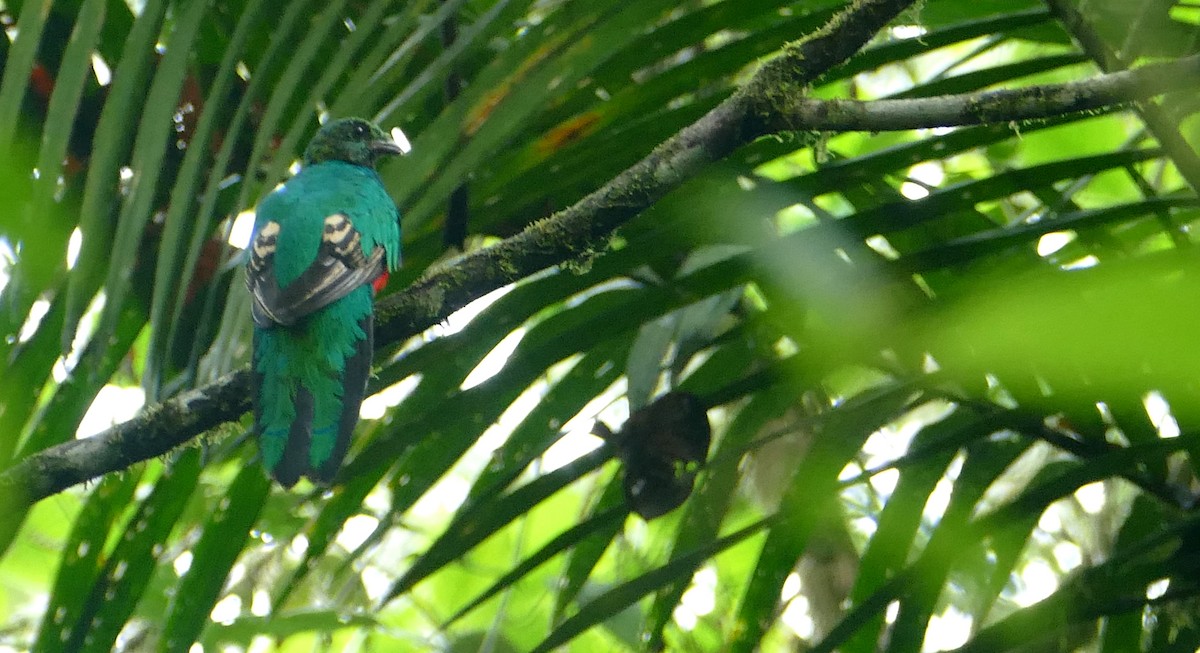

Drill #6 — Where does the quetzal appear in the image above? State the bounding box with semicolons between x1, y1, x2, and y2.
247;118;402;487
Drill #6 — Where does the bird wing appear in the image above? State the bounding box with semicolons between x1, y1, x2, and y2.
247;213;384;328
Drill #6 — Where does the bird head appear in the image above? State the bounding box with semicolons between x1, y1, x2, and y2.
302;117;404;168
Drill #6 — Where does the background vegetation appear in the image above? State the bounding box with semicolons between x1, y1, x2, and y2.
2;0;1200;650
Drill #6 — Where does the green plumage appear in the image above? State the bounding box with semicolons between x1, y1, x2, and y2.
247;118;402;487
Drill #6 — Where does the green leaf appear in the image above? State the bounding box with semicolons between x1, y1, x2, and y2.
443;504;629;627
384;446;612;602
145;0;269;396
0;0;51;149
63;0;171;353
838;408;986;653
534;516;770;653
73;452;200;653
553;475;627;622
32;471;142;653
731;382;921;652
202;610;378;648
160;459;270;652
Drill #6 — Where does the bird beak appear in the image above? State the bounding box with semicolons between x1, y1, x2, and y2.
369;139;405;156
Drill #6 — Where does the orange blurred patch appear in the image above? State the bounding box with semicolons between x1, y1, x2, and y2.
463;40;562;136
464;84;510;136
536;112;601;155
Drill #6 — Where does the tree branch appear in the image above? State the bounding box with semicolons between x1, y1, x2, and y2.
7;0;1192;504
762;54;1200;132
375;0;926;342
1046;0;1200;195
0;371;251;509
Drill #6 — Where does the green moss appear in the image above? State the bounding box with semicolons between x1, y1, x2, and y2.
527;214;573;250
742;45;811;132
209;421;244;445
498;253;520;278
562;248;597;275
520;211;611;275
418;282;448;320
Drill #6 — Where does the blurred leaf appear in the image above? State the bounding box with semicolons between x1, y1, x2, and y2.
71;452;200;653
162;459;270;652
203;610;378;647
32;471;142;653
534;516;771;653
63;0;170;351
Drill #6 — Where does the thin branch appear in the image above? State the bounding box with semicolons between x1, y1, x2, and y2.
1046;0;1200;195
7;0;1194;505
763;54;1200;132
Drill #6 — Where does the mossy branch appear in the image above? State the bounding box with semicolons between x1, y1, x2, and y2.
0;371;251;510
761;54;1200;132
377;0;926;342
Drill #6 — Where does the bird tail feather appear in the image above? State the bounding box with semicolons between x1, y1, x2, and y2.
253;314;373;488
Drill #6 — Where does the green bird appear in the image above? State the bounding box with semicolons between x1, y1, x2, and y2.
247;118;403;487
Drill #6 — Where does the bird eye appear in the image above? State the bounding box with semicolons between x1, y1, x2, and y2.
353;123;368;137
